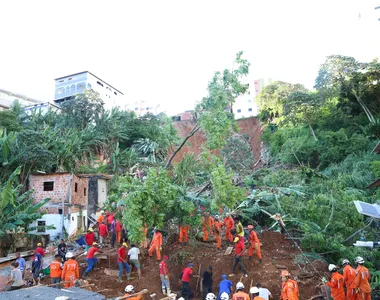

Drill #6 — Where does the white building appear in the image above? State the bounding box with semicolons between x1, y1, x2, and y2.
54;71;125;111
0;88;43;110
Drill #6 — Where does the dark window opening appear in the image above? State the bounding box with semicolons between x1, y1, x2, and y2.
43;181;54;191
84;188;87;196
37;220;46;232
68;77;72;81
248;108;253;112
146;107;149;110
75;183;78;192
114;92;117;95
135;107;138;110
97;81;104;87
58;208;63;215
237;109;241;113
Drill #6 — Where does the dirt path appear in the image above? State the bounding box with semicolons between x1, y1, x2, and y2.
52;231;326;299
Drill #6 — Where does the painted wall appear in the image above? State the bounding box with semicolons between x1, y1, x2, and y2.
98;179;107;208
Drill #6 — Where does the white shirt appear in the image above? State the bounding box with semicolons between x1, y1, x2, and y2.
128;247;140;260
259;288;271;300
11;268;24;287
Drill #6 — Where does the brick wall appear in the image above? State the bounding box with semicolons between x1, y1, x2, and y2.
71;175;88;212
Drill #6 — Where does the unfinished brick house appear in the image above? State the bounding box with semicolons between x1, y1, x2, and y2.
29;173;110;241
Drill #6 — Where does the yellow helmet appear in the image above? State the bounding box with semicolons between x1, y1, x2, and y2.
88;228;94;232
122;242;128;247
37;243;42;247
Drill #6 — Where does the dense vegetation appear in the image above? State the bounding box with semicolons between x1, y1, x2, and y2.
0;53;379;288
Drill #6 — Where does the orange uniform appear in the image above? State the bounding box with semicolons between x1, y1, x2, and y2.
61;258;79;288
253;297;265;300
202;216;214;241
123;294;142;300
326;272;345;300
115;220;122;244
232;291;250;300
50;260;62;278
179;225;190;243
214;220;222;249
356;265;371;300
281;279;299;300
224;216;234;242
344;265;359;300
97;214;104;224
248;230;262;259
148;231;163;260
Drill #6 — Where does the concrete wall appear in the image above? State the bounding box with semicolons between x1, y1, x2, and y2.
98;179;107;208
71;176;88;213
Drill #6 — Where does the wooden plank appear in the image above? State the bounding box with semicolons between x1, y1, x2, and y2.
224;246;233;255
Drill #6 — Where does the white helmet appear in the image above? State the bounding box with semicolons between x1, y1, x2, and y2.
250;287;259;294
328;264;337;272
355;256;364;264
65;252;74;259
220;292;229;300
125;285;134;293
178;298;185;300
342;259;350;266
206;293;216;300
214;215;219;219
236;282;244;290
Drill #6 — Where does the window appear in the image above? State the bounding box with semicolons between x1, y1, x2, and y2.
71;84;75;93
77;82;86;93
97;81;104;87
75;183;78;192
43;181;54;191
135;107;138;111
59;80;64;83
37;220;46;233
58;208;63;215
237;109;241;113
248;108;253;112
114;92;117;95
84;188;87;196
68;77;72;81
56;88;65;95
146;107;149;110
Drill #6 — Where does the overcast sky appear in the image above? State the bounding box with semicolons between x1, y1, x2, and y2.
1;0;379;115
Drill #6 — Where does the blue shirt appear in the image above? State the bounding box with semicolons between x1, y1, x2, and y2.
219;279;232;296
32;253;42;271
16;257;26;272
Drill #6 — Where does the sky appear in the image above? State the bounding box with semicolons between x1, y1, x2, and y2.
0;0;379;115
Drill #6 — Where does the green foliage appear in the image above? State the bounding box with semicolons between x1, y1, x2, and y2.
372;161;380;177
173;153;199;185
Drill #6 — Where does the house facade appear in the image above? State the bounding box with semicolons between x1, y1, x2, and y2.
29;173;109;241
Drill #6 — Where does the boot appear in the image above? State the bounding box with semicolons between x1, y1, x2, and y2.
167;288;171;295
117;276;122;283
162;287;166;295
127;273;131;280
82;272;88;279
259;259;262;264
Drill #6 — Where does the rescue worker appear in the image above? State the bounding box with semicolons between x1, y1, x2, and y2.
180;263;199;300
247;225;262;263
230;237;248;278
342;259;359;300
232;282;250;300
116;219;122;245
224;213;234;244
234;217;244;239
202;212;214;241
323;264;344;300
202;266;214;300
83;242;102;278
99;221;108;245
280;270;299;300
97;211;105;224
85;228;95;252
107;212;115;231
117;242;131;282
61;252;79;288
111;218;117;248
214;216;223;250
355;256;371;300
57;239;67;261
148;228;163;261
250;287;265;300
218;274;232;300
117;285;146;300
159;255;171;295
50;254;63;288
179;224;190;246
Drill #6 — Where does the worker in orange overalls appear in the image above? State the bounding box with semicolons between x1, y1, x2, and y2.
342;259;359;300
324;264;345;300
61;252;79;288
214;216;223;250
123;285;145;300
280;270;299;300
247;224;262;263
202;212;214;241
49;254;63;288
148;227;163;261
97;211;105;224
224;213;234;244
179;224;190;246
115;219;122;245
355;256;371;300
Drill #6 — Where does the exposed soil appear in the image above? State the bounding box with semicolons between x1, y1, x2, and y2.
39;231;327;299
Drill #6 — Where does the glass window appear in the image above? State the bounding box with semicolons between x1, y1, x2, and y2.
71;85;75;93
43;181;54;191
135;107;138;110
248;108;253;112
37;220;46;233
56;88;65;95
237;109;241;113
77;82;86;93
146;107;149;110
87;83;92;89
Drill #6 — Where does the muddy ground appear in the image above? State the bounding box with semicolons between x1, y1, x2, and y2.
39;231;327;299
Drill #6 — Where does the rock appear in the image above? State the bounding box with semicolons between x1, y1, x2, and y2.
104;268;119;276
275;264;287;269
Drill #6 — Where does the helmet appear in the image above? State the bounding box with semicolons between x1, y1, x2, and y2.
355;256;364;264
178;298;185;300
214;215;219;219
221;274;227;279
125;285;134;293
281;270;290;277
37;243;42;247
247;225;254;230
206;293;216;300
122;242;128;247
342;259;350;266
328;264;337;272
250;287;259;294
88;228;94;232
236;282;244;290
220;292;229;300
234;237;240;243
163;255;168;260
93;242;98;246
66;252;74;259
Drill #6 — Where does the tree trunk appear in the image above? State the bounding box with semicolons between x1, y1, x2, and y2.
165;124;201;169
308;124;318;141
352;90;376;124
